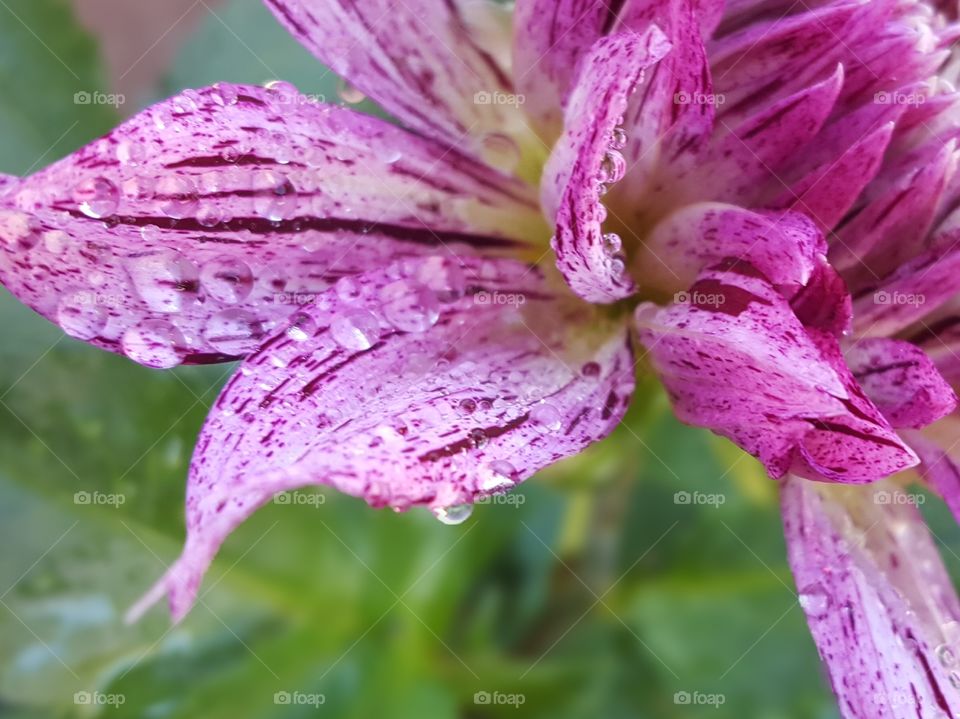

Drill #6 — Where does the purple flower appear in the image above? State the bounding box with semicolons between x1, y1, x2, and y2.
2;1;960;714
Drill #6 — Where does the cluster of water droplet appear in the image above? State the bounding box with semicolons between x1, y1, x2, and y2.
597;121;628;280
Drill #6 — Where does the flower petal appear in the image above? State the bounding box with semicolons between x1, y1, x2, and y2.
639;203;825;293
782;477;960;719
845;338;957;429
0;84;543;367
635;262;917;482
264;0;526;154
542;28;672;304
129;254;634;621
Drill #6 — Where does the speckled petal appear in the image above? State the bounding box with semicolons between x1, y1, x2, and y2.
845;338;957;429
0;84;542;367
782;477;960;719
129;254;635;621
635;263;917;482
640;203;825;293
542;28;672;303
264;0;525;154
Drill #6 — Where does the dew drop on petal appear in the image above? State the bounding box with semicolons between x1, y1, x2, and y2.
457;398;477;416
598;150;626;185
416;256;466;303
121;320;187;369
936;644;957;668
221;145;240;163
74;177;119;219
432;503;473;525
335;276;363;303
57;291;108;340
331;307;381;351
950;671;960;690
116;141;145;167
380;280;439;333
478;460;518;492
204;309;266;355
126;251;200;313
200;256;254;304
610;126;628;151
252;170;297;221
530;403;562;433
479;132;521;174
286;312;317;342
581;361;601;378
157;175;198;219
210;83;238;107
798;583;831;618
337;77;366;104
601;232;622;255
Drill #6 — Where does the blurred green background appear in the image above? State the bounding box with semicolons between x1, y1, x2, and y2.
3;1;960;717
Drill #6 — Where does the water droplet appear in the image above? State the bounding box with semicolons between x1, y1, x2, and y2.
337;77;365;104
416;256;466;303
0;210;40;250
610;126;628;151
798;583;831;618
598;150;626;185
432;503;473;525
74;177;119;218
479;132;521;174
478;460;518;492
380;280;439;333
126;251;200;313
936;643;957;668
335;276;363;303
265;80;299;103
203;309;265;355
197;204;225;228
210;83;238;107
457;398;477;415
378;147;403;164
950;671;960;689
157;175;198;219
57;291;108;340
43;230;68;255
601;232;622;255
530;403;562;433
139;224;162;243
252;170;297;221
200;256;254;304
286;312;317;342
121;320;187;368
608;254;626;276
220;145;240;163
331;307;381;351
116;141;145;167
469;427;488;449
581;362;601;378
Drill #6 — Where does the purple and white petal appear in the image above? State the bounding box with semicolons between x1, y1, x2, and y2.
264;0;526;156
542;29;672;303
782;477;960;719
635;263;917;482
845;338;957;429
0;84;542;367
129;254;634;621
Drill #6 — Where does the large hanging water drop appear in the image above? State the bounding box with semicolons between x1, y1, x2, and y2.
432;503;473;525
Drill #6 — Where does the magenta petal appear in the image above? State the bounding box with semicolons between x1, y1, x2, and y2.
0;84;541;366
641;203;825;293
264;0;521;154
635;264;917;482
910;428;960;526
542;28;672;303
846;338;957;429
782;477;960;719
129;255;635;621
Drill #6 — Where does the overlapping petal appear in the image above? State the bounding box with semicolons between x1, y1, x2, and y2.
264;0;526;154
0;83;543;366
635;262;917;481
130;255;634;621
782;477;960;719
541;28;672;303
